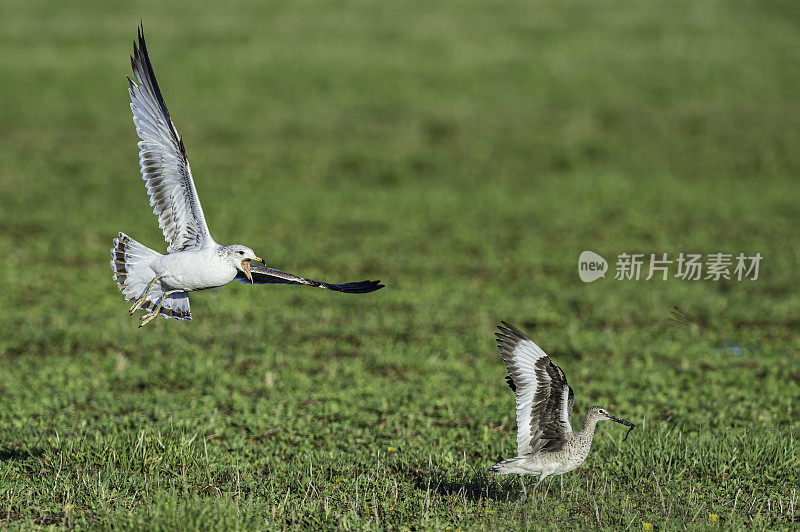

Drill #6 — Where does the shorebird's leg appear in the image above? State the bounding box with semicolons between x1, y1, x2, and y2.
138;290;180;328
129;275;163;315
530;474;547;500
517;476;528;504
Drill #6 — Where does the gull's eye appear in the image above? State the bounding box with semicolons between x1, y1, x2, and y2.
238;250;244;255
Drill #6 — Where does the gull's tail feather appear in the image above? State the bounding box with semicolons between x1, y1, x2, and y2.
110;232;192;321
111;232;160;298
160;291;191;321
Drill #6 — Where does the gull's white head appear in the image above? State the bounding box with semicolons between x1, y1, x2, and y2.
223;245;263;283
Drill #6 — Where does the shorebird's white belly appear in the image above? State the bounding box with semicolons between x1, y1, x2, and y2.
543;452;588;477
152;248;236;291
492;452;587;477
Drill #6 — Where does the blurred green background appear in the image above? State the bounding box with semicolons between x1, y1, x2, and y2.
1;0;798;529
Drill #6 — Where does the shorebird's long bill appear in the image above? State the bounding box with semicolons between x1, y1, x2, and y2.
241;258;262;284
609;414;636;441
609;415;634;427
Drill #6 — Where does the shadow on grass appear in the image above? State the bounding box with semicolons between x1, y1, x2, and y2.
413;471;518;503
0;446;45;462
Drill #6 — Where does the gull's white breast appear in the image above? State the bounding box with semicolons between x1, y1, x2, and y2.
151;247;236;292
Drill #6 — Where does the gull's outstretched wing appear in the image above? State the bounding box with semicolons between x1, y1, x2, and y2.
236;265;384;294
496;322;574;456
128;25;214;253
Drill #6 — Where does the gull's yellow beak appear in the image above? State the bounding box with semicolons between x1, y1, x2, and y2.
241;257;263;284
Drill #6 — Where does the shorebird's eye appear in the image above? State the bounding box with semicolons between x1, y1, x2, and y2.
238;250;244;255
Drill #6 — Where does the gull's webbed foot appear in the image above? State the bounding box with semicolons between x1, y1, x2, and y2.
138;311;159;328
129;298;144;315
138;290;180;328
129;275;163;315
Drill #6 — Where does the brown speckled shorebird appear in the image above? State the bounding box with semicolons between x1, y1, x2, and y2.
488;322;635;503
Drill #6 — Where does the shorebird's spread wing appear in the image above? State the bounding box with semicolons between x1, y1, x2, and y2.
236;265;384;294
128;25;214;253
496;322;574;455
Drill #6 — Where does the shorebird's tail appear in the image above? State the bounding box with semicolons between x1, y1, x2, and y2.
110;233;192;321
488;456;527;475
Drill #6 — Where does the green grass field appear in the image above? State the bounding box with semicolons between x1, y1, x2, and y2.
1;0;799;529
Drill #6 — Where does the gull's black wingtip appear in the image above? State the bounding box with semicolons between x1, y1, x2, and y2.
496;321;527;340
135;22;145;52
339;280;384;294
131;23;148;76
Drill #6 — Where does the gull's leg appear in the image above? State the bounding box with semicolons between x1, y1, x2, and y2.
517;476;528;504
139;289;180;328
129;275;163;315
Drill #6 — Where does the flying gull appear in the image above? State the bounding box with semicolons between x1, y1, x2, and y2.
488;322;634;503
111;26;383;327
